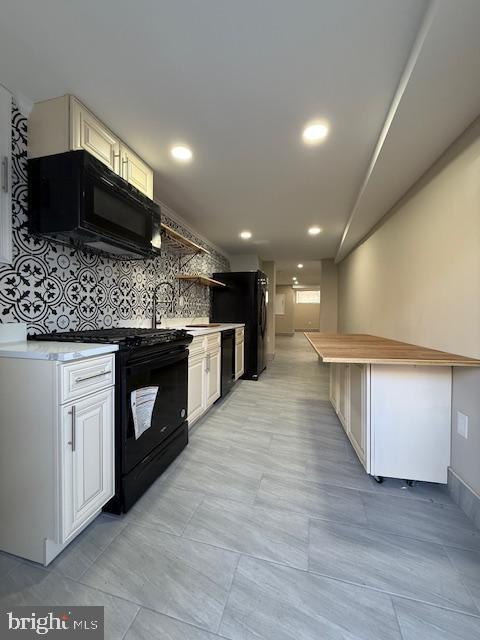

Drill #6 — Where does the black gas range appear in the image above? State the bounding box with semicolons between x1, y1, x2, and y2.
31;328;193;513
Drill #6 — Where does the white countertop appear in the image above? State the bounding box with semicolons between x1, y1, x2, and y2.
0;341;119;362
167;323;245;337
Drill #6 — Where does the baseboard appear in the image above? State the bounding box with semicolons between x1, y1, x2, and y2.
276;332;295;336
448;467;480;531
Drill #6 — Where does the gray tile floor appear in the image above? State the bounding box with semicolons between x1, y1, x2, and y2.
2;334;480;639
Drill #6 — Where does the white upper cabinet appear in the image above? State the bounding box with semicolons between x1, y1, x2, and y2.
70;97;120;173
29;95;153;198
120;144;153;198
0;84;12;264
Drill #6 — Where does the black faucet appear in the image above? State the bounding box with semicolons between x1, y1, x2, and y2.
152;282;176;328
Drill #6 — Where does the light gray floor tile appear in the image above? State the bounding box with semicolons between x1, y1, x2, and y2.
0;563;138;640
363;476;455;505
44;514;127;581
361;493;480;551
81;524;238;632
0;550;21;577
183;497;309;569
309;520;477;613
270;433;350;463
193;424;273;451
393;597;480;640
220;556;402;640
256;474;368;525
124;607;221;640
221;444;307;480
305;457;373;491
125;482;205;535
160;458;259;504
444;546;480;613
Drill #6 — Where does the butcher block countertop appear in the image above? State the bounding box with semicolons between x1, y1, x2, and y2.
304;333;480;367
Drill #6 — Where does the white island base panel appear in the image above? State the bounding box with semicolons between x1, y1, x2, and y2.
330;363;452;484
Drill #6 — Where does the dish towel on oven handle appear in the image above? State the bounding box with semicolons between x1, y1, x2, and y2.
130;386;159;439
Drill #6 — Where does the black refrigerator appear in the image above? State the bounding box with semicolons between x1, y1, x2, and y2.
211;270;268;380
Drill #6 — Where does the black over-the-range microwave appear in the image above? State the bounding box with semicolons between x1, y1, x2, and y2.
28;150;161;258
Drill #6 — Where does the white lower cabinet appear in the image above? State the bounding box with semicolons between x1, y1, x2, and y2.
0;84;12;264
187;330;240;427
206;349;221;408
0;353;115;565
234;328;245;380
187;351;207;425
61;388;114;543
329;362;451;483
187;335;222;426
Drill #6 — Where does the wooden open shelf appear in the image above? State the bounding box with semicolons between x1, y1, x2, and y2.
177;275;226;288
161;223;210;255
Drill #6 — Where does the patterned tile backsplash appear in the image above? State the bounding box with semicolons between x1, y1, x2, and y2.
0;104;229;334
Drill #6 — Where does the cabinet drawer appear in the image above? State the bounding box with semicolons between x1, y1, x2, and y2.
207;332;221;351
235;327;244;343
189;336;207;357
60;355;115;404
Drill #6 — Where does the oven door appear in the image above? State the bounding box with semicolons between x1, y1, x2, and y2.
122;347;188;474
82;159;159;256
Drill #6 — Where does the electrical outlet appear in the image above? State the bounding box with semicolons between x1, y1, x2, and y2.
457;411;469;439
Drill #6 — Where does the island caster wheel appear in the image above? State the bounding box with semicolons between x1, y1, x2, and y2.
405;479;416;487
373;476;384;484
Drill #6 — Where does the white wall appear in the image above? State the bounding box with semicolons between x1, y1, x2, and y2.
319;259;338;332
229;254;260;271
338;116;480;494
275;285;295;334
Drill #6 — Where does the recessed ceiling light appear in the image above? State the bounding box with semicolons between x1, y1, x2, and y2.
308;226;322;236
240;230;252;240
302;120;329;145
292;277;297;281
297;264;303;269
170;145;193;162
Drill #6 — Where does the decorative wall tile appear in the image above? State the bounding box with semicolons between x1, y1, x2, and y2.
0;104;229;334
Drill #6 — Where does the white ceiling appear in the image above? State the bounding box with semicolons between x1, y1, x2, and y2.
0;1;479;264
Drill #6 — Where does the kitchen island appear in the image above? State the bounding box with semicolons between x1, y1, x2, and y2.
304;332;480;485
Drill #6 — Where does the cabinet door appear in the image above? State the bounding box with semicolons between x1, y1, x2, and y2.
70;97;120;173
187;353;206;426
349;364;367;464
120;145;153;198
235;340;244;380
337;364;350;431
206;350;221;407
329;364;337;409
61;388;114;542
0;85;12;264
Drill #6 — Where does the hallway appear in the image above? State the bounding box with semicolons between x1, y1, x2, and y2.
1;334;480;639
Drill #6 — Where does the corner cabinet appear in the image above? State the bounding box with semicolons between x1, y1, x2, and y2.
0;84;12;264
29;95;153;198
0;353;115;565
329;362;451;483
